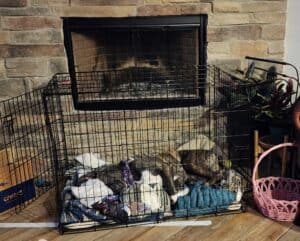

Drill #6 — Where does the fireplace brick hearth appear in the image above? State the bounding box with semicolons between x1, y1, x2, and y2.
0;0;287;99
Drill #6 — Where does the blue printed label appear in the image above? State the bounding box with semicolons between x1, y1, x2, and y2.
0;179;36;212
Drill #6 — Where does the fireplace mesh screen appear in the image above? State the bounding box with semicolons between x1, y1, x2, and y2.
43;65;252;233
68;66;202;110
63;17;206;110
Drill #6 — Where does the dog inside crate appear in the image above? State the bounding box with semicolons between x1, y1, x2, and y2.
44;66;249;231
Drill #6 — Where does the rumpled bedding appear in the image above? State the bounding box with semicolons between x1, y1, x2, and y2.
60;157;170;226
60;132;244;227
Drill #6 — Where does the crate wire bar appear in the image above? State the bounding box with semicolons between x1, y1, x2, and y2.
0;89;55;216
43;65;252;233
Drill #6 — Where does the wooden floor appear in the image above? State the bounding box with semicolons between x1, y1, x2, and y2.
0;191;299;241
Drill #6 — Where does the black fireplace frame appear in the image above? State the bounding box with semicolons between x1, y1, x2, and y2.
63;15;208;110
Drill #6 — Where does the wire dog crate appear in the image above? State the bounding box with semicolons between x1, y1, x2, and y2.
0;89;55;216
43;65;253;233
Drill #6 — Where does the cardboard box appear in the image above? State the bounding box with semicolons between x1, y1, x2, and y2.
0;148;36;213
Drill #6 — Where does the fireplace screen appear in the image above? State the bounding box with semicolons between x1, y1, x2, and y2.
63;16;207;110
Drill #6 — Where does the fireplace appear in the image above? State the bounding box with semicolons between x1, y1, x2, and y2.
63;15;207;110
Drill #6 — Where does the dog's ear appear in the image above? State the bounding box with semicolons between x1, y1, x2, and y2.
193;108;210;128
178;150;189;163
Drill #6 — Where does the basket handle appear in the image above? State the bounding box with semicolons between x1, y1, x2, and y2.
252;142;297;183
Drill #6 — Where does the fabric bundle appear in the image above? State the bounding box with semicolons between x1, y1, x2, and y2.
175;182;237;217
60;156;170;226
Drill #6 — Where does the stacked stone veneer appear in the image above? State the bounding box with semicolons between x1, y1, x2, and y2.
0;0;287;99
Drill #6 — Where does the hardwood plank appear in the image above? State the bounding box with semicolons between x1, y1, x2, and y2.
0;187;295;241
57;229;112;241
37;225;150;241
241;217;291;241
166;215;235;241
129;225;185;241
29;230;60;241
278;225;300;241
0;213;294;241
2;228;107;241
133;227;182;241
200;211;264;241
2;228;54;241
93;226;153;241
0;228;30;241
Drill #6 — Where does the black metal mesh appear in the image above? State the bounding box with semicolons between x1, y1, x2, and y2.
73;66;199;101
0;89;55;215
44;65;253;233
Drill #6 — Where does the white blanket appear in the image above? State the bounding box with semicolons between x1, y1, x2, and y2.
75;153;106;169
70;179;113;208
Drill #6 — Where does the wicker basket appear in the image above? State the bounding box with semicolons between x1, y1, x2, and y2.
253;142;300;222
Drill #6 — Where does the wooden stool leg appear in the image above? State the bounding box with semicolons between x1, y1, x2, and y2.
254;130;260;179
281;135;288;177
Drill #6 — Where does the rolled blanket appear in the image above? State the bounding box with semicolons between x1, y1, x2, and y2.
64;199;107;223
63;178;114;208
74;153;106;169
175;182;237;217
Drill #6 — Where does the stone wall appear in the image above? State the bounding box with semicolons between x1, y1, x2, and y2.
0;0;287;99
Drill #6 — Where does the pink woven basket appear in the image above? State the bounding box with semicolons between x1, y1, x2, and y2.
253;142;300;222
